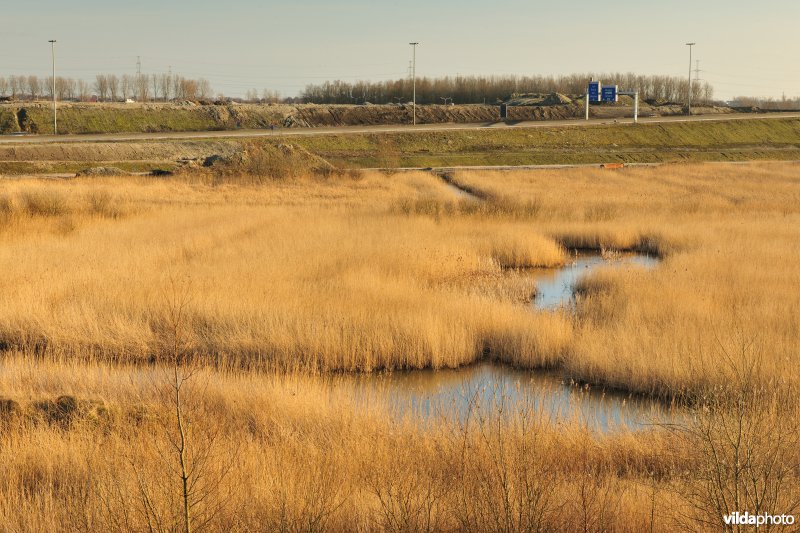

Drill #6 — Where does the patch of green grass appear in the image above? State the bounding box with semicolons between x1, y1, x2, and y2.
3;116;799;173
318;149;800;169
289;118;800;168
0;104;290;135
0;108;20;133
15;107;222;135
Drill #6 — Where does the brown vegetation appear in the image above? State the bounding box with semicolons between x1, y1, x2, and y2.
448;163;800;398
1;161;799;530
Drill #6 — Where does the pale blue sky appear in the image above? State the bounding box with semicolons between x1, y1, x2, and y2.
3;0;798;100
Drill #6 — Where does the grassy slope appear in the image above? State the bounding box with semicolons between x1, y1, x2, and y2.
0;108;19;133
1;117;799;175
289;117;800;167
17;105;222;134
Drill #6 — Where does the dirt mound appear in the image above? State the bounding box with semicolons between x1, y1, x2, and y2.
542;93;573;105
201;141;335;180
505;93;573;106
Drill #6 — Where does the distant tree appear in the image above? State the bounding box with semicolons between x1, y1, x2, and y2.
61;77;76;100
151;74;161;101
54;77;67;100
262;89;280;104
109;75;120;102
121;74;133;100
197;78;211;99
26;75;41;99
159;73;172;101
9;75;22;98
77;79;90;102
94;74;109;101
172;75;183;100
0;77;8;97
179;78;198;100
136;74;149;102
43;76;54;98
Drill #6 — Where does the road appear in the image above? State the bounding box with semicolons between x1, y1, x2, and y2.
1;112;799;145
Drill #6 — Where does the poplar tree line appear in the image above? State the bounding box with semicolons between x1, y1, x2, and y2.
301;73;715;105
0;73;212;102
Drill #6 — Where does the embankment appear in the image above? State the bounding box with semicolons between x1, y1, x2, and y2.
0;100;732;135
1;116;799;175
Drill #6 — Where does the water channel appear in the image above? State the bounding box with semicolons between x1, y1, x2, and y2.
338;252;676;432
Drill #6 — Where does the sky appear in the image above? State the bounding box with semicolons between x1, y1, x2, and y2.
3;0;799;101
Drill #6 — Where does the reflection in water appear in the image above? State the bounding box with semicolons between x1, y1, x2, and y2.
533;252;659;310
335;363;676;433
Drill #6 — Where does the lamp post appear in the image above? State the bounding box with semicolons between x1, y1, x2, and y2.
409;42;418;125
49;39;57;134
686;42;695;116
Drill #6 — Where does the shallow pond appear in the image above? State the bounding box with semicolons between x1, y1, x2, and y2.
338;362;676;432
533;251;659;310
336;252;672;432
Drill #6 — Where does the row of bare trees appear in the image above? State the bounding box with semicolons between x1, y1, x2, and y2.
301;73;715;105
243;89;282;104
0;73;212;102
730;95;800;110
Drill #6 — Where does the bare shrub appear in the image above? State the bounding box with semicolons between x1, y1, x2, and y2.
0;194;14;227
671;339;800;531
86;190;122;219
362;433;454;532
260;442;347;532
120;277;238;533
0;194;13;216
244;147;296;181
563;436;627;532
21;190;69;217
451;394;562;532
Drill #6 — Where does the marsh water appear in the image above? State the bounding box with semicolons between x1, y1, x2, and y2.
338;362;674;431
338;252;673;432
533;252;659;310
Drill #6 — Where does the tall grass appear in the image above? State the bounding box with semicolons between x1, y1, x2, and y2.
2;163;800;393
1;354;794;531
1;162;800;530
0;171;571;372
450;162;800;398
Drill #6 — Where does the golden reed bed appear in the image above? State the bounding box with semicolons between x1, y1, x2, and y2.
0;161;798;530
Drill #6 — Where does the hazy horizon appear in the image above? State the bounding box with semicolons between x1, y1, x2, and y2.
3;0;798;101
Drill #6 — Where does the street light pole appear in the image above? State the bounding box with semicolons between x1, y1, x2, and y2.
686;42;695;116
409;42;418;125
49;40;57;135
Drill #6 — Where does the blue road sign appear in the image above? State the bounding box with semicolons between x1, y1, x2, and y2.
601;85;618;103
588;81;601;102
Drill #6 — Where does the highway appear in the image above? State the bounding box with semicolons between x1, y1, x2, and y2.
1;112;799;145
